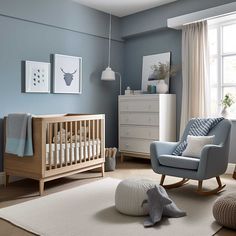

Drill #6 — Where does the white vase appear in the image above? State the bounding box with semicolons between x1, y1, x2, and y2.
221;107;230;118
156;80;168;94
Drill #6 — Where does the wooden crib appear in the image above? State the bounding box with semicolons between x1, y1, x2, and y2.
4;114;105;195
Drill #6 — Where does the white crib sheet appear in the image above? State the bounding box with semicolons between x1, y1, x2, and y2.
45;140;101;165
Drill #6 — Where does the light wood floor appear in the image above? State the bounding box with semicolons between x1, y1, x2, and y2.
0;158;235;236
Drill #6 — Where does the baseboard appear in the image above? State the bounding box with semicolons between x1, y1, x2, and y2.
226;163;235;175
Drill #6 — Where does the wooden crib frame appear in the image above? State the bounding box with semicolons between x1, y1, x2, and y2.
4;114;105;195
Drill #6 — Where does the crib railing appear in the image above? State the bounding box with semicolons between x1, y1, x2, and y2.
4;114;105;195
40;114;105;175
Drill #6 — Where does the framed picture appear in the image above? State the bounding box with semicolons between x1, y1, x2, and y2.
142;52;171;93
53;54;82;94
25;61;50;93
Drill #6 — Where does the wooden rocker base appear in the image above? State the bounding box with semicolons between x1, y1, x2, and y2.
160;175;225;195
160;175;189;189
196;176;226;196
233;171;236;180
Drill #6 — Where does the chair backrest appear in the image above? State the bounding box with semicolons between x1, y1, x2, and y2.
181;118;231;147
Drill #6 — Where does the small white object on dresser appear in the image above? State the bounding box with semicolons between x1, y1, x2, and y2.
118;94;176;161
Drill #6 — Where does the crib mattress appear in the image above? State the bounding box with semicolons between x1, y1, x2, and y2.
46;140;101;165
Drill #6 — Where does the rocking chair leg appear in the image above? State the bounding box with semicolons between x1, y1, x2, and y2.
216;176;222;187
196;176;226;196
160;175;166;186
197;180;203;192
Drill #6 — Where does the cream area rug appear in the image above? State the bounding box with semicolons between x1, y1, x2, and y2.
0;178;221;236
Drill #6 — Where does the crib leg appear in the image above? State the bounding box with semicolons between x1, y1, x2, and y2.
39;180;44;196
101;164;105;177
5;174;10;187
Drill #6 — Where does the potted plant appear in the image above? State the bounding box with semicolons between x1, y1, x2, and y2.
148;62;178;93
221;93;235;118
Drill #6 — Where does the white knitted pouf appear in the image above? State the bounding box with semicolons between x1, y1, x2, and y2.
213;193;236;230
115;178;156;216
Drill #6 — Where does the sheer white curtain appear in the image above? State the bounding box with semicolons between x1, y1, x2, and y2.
180;20;210;136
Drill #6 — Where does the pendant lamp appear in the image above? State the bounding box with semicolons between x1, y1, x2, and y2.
101;14;122;95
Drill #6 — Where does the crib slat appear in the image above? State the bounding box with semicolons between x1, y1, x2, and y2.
46;124;49;146
70;122;73;165
88;120;91;161
59;122;63;168
92;120;95;160
84;121;87;162
54;123;58;169
79;121;82;163
96;119;99;159
65;122;68;166
48;123;52;170
74;121;78;164
101;118;105;164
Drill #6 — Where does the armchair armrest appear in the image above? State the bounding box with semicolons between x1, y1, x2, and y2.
198;144;227;179
150;141;179;173
150;141;180;157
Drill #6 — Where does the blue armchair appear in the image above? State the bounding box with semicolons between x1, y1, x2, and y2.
150;119;231;195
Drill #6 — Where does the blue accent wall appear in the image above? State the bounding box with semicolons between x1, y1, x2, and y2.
0;0;124;171
121;0;236;38
0;0;122;41
124;29;182;136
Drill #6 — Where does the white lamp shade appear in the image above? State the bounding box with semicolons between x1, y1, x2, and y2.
101;67;115;81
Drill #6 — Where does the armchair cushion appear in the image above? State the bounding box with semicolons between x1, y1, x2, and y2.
159;155;200;170
182;135;215;158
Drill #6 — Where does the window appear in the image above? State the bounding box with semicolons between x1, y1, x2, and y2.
208;18;236;116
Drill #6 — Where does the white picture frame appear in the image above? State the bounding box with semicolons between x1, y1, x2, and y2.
53;54;82;94
141;52;171;92
25;61;50;93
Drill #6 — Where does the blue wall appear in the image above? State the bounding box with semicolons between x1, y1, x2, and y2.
0;0;122;41
121;0;236;38
0;0;124;171
124;29;182;135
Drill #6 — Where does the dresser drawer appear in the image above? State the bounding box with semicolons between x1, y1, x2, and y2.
119;138;154;154
119;100;159;112
120;113;159;126
120;125;159;139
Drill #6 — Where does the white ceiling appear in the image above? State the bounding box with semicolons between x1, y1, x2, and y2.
72;0;177;17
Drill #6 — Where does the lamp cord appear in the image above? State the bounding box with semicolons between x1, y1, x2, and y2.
108;13;112;67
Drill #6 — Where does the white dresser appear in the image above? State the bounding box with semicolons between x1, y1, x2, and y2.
118;94;176;161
